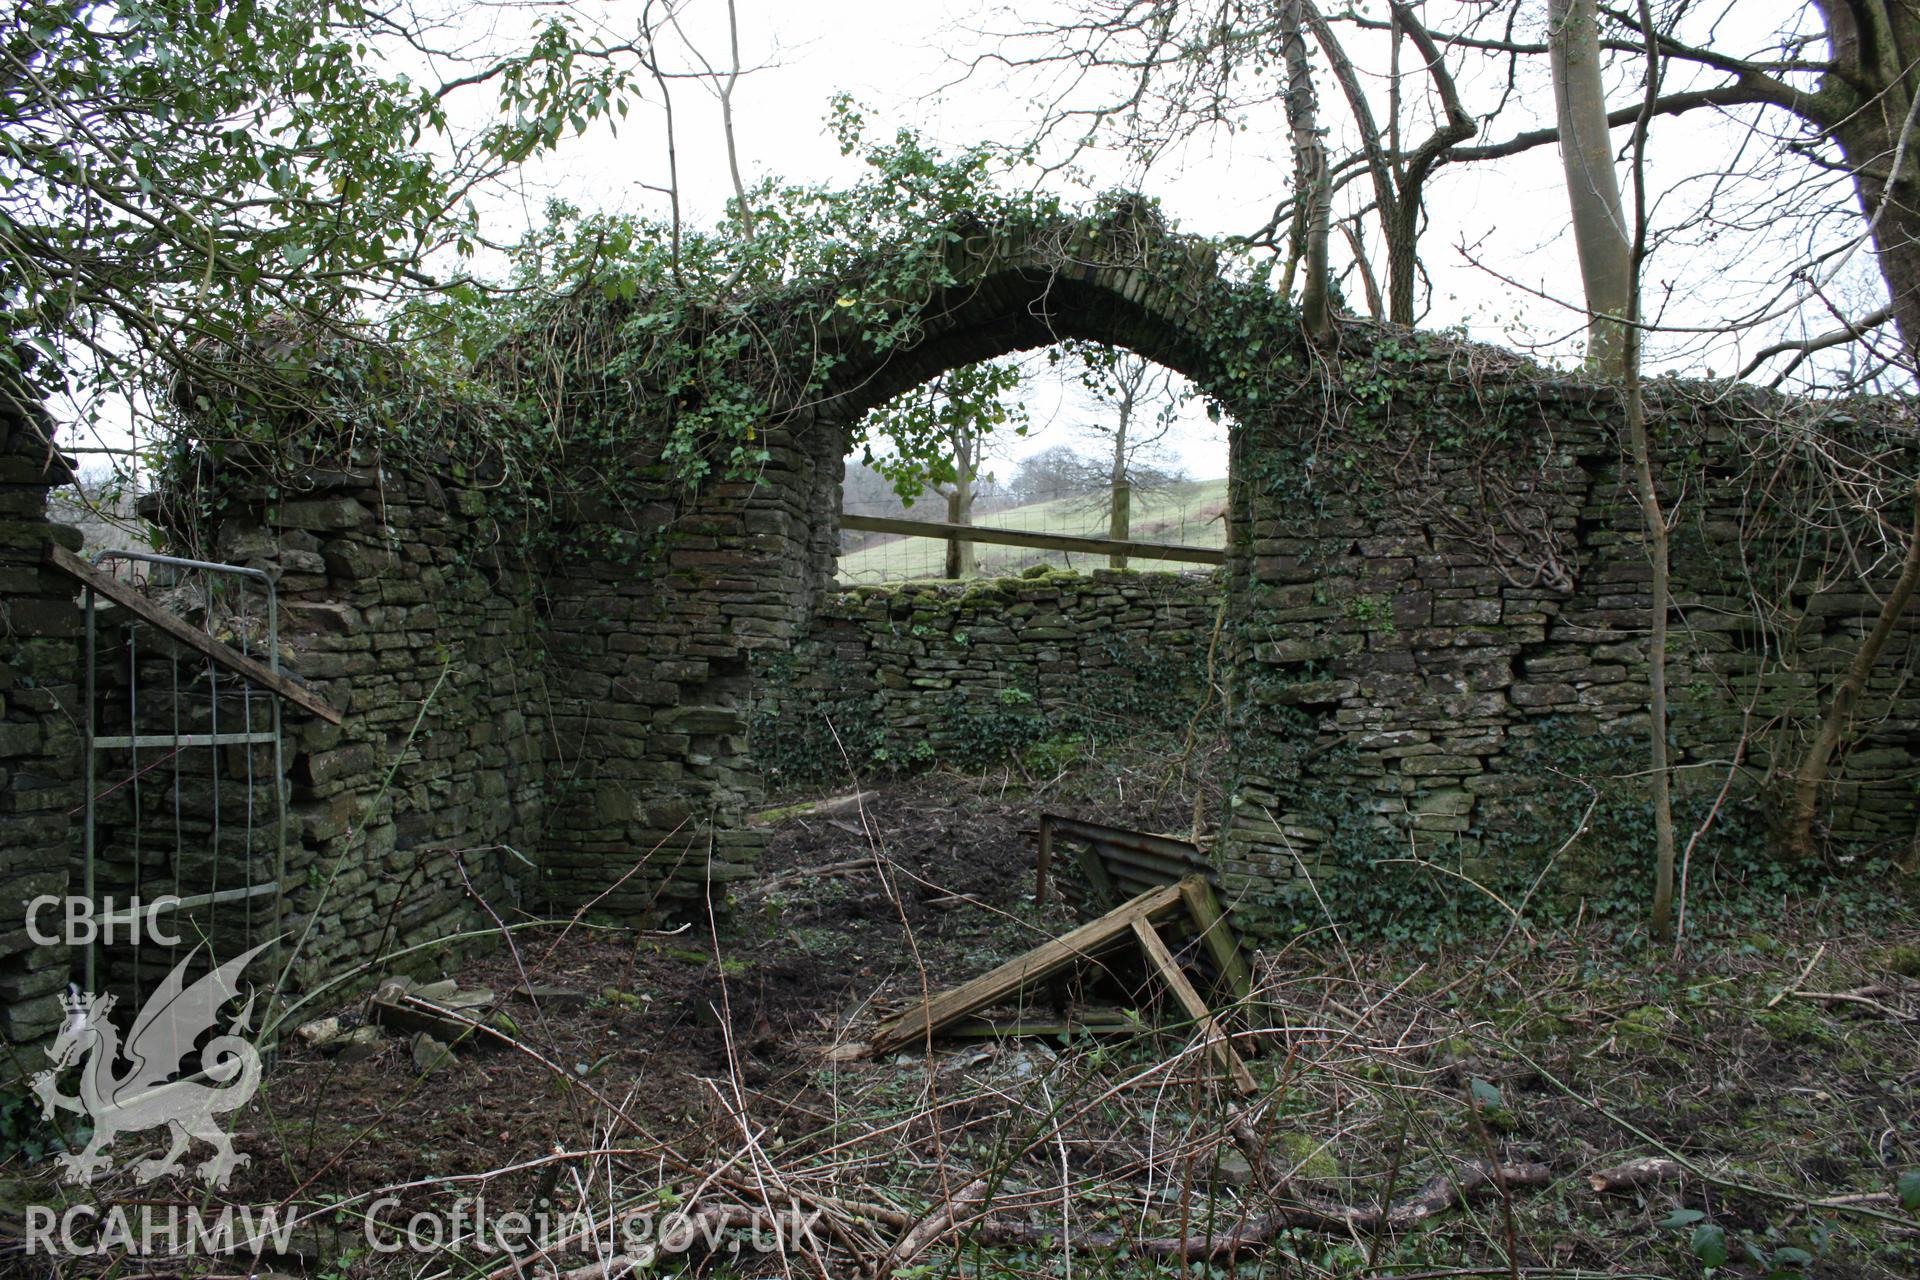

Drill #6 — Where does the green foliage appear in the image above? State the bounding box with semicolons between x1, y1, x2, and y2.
944;686;1047;771
0;1074;86;1164
1245;718;1893;947
2;0;640;427
434;99;1063;494
746;652;891;788
161;98;1097;558
856;359;1028;501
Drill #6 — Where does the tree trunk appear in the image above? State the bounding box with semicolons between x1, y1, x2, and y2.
1628;362;1677;941
1281;0;1333;344
1620;0;1676;943
944;433;976;580
1385;200;1418;325
1548;0;1632;373
1108;375;1135;570
1813;0;1920;361
1786;479;1920;857
1829;123;1920;363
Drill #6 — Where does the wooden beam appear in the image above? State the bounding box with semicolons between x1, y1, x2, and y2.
1131;918;1257;1095
866;879;1193;1056
839;514;1224;566
1180;878;1255;1002
47;543;343;725
946;1010;1140;1039
1074;838;1123;912
1034;819;1054;905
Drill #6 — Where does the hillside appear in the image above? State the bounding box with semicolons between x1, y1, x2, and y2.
837;476;1228;582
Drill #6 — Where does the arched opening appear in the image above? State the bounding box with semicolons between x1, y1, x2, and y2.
833;345;1230;584
744;252;1267;816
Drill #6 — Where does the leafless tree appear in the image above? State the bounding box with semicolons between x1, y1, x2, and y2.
1548;0;1633;370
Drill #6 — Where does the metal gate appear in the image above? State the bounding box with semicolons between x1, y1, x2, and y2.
79;550;287;1007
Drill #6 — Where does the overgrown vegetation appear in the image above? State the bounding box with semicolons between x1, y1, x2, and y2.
1255;719;1900;949
13;768;1913;1278
751;575;1216;789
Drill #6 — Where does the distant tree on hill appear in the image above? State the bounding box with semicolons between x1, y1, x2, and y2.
1008;443;1188;507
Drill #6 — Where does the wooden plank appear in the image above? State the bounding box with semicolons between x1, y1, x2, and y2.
866;879;1193;1056
748;789;872;826
91;730;279;750
1180;878;1255;1002
47;543;343;725
1131;918;1257;1095
1044;815;1212;865
1034;818;1054;904
1073;837;1123;912
947;1011;1139;1039
839;514;1224;566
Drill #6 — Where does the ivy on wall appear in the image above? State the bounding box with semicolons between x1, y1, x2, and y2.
750;580;1221;790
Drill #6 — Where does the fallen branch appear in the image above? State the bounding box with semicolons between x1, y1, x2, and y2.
881;1177;989;1273
1587;1157;1685;1193
977;1161;1551;1258
741;857;874;897
558;1258;637;1280
1767;943;1827;1007
1790;987;1914;1021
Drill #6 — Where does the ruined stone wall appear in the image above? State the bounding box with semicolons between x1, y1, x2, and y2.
0;391;78;1053
190;468;548;987
186;368;1913;955
7;294;1915;1017
752;570;1222;788
1222;376;1920;906
532;421;842;915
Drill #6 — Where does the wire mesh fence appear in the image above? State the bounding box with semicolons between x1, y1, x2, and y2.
836;478;1229;583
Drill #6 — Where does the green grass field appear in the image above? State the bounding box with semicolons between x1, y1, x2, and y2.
836;477;1228;583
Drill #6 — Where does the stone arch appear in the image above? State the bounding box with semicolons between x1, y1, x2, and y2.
43;204;1906;994
775;212;1295;616
813;242;1246;423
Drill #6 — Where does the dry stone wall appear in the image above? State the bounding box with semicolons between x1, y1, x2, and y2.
0;389;79;1051
185;467;548;988
752;570;1222;788
1220;376;1920;906
3;208;1917;1044
533;421;842;914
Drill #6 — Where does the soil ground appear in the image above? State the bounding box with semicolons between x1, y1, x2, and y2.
2;766;1916;1279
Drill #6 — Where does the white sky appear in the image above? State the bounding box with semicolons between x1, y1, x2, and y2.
450;0;1877;478
75;1;1887;485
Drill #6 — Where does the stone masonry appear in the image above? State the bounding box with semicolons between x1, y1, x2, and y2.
1;211;1915;1058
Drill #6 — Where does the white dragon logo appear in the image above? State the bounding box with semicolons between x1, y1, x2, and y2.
31;940;272;1188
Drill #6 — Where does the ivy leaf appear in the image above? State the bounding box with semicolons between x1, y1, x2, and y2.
1689;1222;1728;1268
1898;1168;1920;1211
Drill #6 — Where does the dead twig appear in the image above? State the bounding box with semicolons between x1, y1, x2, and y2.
1789;987;1915;1021
977;1161;1553;1257
1587;1156;1685;1193
1767;942;1827;1007
880;1176;990;1273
